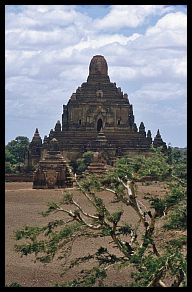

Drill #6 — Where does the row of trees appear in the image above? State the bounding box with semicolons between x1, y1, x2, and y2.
13;147;187;287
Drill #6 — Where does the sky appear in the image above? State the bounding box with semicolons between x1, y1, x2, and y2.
5;5;187;147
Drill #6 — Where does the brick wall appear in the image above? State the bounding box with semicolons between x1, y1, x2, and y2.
5;173;33;182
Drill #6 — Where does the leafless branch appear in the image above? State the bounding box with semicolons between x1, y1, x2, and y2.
147;266;166;287
54;207;76;218
75;212;102;230
71;198;99;219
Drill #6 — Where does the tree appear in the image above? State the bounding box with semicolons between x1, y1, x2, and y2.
5;136;30;173
14;149;187;287
5;161;14;173
70;151;94;174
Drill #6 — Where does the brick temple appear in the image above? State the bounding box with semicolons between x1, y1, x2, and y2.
33;138;73;189
25;55;166;170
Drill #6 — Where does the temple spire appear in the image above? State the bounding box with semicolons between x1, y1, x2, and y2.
153;129;167;150
156;129;161;137
147;130;152;144
87;55;110;84
31;128;42;144
55;120;61;132
89;55;108;76
139;122;146;137
34;128;40;137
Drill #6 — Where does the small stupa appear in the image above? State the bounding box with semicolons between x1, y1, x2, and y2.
33;138;73;189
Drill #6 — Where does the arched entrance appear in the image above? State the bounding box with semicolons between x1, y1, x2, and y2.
97;118;103;132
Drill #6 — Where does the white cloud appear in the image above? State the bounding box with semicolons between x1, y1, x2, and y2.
174;57;187;77
147;11;186;33
94;5;173;30
110;66;137;80
145;11;187;48
5;5;88;30
5;5;187;146
132;82;186;101
66;33;140;53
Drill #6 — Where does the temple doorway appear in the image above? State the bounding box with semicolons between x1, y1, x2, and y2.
97;118;103;132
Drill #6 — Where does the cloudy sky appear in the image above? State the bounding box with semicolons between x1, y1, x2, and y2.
5;5;187;147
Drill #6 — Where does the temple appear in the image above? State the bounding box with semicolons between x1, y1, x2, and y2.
26;55;167;171
33;138;73;189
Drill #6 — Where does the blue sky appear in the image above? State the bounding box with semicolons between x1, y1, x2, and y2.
5;5;187;147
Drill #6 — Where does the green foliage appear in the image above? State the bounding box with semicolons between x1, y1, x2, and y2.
131;254;165;286
5;136;30;173
83;151;94;165
5;161;14;173
95;247;120;267
165;182;186;208
164;204;187;230
136;152;170;180
15;226;46;241
100;225;113;236
5;148;17;164
114;148;171;181
70;151;94;174
144;179;186;218
118;224;133;235
114;156;136;179
15;221;83;263
15;240;46;256
166;147;187;180
6;136;29;162
144;196;166;217
62;192;74;204
131;244;187;287
106;210;123;224
80;174;102;191
41;202;60;217
167;236;187;248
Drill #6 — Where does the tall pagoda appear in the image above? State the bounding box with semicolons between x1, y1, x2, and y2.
26;55;166;168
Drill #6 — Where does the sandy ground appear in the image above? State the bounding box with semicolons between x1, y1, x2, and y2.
5;181;168;287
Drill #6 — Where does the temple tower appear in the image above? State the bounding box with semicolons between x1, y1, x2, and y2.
153;129;167;150
27;55;166;168
28;128;42;167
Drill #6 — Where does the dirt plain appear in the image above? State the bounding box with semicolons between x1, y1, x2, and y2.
5;181;171;287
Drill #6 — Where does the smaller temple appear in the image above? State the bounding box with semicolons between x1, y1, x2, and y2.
33;138;73;189
153;129;167;150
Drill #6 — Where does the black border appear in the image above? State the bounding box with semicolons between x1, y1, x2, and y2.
3;1;190;288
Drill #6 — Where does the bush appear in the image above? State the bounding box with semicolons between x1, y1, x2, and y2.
70;151;94;174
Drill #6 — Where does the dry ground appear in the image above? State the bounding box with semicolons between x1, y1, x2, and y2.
5;181;169;287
